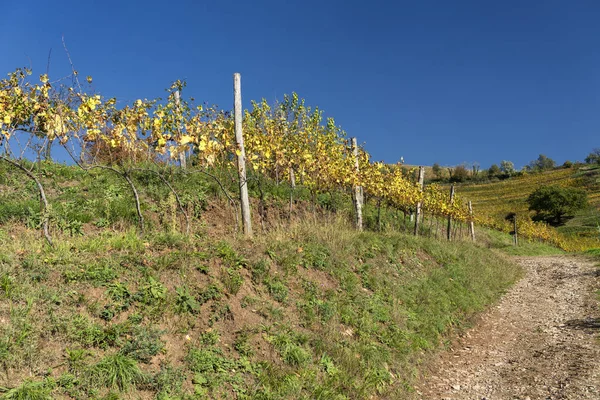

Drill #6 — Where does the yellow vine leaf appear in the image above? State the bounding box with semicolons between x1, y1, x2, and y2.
179;135;193;145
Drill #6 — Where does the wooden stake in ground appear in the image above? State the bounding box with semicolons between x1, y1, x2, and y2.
174;91;187;169
447;184;455;241
414;166;425;235
351;137;363;231
468;200;476;241
513;214;518;246
233;73;252;237
289;168;296;218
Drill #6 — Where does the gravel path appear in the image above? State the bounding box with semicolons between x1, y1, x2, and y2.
414;255;600;400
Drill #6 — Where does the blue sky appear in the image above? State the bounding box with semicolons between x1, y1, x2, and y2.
1;0;599;169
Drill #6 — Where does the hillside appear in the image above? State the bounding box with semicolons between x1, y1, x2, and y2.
456;165;600;251
0;162;523;399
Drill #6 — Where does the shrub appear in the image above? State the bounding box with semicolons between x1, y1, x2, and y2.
88;353;144;391
527;185;588;224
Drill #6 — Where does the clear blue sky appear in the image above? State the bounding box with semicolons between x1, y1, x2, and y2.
2;0;599;169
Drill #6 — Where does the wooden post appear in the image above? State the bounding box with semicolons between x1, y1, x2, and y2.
289;167;295;217
351;137;363;231
413;166;425;235
233;73;252;237
447;184;455;241
174;91;187;169
468;200;475;242
513;214;518;246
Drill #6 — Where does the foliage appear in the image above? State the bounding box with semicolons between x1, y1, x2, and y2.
432;163;442;179
527;154;556;172
585;148;600;165
527;185;588;224
488;164;501;178
0;379;53;400
500;160;515;175
88;353;145;391
449;165;469;183
0;66;469;237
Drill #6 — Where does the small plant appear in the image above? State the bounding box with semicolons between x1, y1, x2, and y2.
216;241;247;267
197;283;223;305
264;277;289;303
234;330;254;357
0;273;15;298
135;277;167;305
65;348;90;373
63;263;118;286
208;302;233;326
281;343;311;366
88;353;144;392
250;259;270;284
106;282;132;308
175;286;200;314
0;379;53;400
149;364;186;398
199;330;220;346
220;267;243;295
120;327;165;363
319;353;339;376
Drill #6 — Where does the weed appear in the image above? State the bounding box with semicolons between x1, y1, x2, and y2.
234;330;254;357
200;329;220;346
221;267;244;295
0;273;15;298
149;364;186;398
63;263;118;286
88;353;145;392
250;259;270;284
175;286;200;314
301;242;331;270
197;283;223;305
209;302;233;326
135;276;167;306
65;348;91;373
216;241;247;267
264;277;289;303
120;326;165;363
0;379;53;400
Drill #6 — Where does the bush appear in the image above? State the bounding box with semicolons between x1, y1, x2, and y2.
527;185;588;224
585;148;600;165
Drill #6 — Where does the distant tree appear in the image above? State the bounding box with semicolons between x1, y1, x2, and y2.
450;165;470;183
500;160;515;175
488;164;501;178
471;162;480;177
432;162;442;179
527;185;588;225
585;148;600;165
562;160;573;168
528;154;556;172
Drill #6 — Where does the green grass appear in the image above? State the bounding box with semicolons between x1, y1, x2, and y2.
0;162;526;399
478;227;566;256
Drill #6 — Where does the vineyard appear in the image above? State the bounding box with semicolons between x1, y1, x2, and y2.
2;66;597;399
459;166;600;251
0;68;474;244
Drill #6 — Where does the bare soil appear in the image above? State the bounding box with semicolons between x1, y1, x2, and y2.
414;255;600;400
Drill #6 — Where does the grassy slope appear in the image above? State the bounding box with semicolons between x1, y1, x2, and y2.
0;162;522;399
457;165;600;245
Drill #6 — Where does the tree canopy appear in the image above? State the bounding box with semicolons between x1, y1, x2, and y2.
585;148;600;165
527;185;588;225
527;154;556;172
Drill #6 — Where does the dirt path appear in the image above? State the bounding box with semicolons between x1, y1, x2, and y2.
414;255;600;400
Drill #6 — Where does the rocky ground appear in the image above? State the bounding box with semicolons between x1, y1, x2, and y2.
414;255;600;400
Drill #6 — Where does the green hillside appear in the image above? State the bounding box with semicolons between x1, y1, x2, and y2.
457;165;600;250
0;162;522;399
